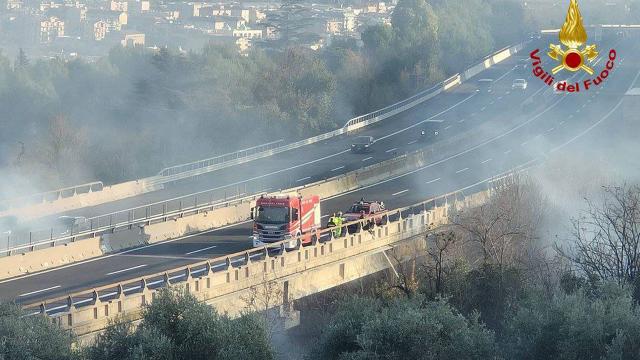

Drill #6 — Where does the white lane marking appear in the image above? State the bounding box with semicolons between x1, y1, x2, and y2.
19;285;61;297
147;280;164;286
122;254;208;261
375;93;477;142
481;158;492;164
550;68;640;154
576;109;581;113
582;103;587;108
296;176;311;182
362;157;373;162
321;214;330;219
455;167;469;174
424;119;444;123
495;66;515;82
0;221;251;285
521;141;528;146
106;264;147;276
498;96;503;100
407;140;418;145
186;245;217;255
547;127;555;133
444;125;452;130
568;114;574;119
425;178;441;184
559;120;565;125
506;91;511;95
481;106;487;111
490;101;495;105
0;62;588;289
392;189;409;196
458;119;465;123
470;112;476;117
330;166;345;172
385;148;398;153
325;85;575;205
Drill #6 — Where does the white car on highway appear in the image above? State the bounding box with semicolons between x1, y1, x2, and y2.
512;79;528;90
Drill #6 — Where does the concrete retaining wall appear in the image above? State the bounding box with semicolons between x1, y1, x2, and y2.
0;181;149;221
0;237;103;279
143;202;251;244
0;115;505;281
1;42;523;223
36;187;493;344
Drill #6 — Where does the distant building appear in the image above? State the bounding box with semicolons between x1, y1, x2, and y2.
40;16;64;43
128;0;150;14
120;31;144;47
233;25;263;39
235;36;250;52
110;0;128;12
343;11;356;32
88;10;128;36
93;20;108;40
6;0;22;10
326;19;342;34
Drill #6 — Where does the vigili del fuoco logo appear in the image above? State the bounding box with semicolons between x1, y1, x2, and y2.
529;0;617;93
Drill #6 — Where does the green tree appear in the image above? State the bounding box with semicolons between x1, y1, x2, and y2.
85;289;274;360
502;283;640;360
309;296;496;360
433;0;494;74
0;302;76;360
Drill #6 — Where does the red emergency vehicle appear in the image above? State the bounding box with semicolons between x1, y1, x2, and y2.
251;193;321;248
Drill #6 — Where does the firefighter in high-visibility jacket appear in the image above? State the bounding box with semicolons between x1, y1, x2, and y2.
327;212;344;238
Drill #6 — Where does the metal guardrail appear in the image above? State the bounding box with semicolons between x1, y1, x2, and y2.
0;182;104;212
24;169;526;317
0;119;517;257
140;42;525;188
1;189;262;256
0;41;526;255
157;139;285;177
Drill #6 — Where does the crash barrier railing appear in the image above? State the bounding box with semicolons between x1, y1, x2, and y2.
0;39;532;254
1;89;539;257
23;170;525;326
0;41;526;216
157;139;285;177
1;189;263;257
0;182;104;212
140;42;525;189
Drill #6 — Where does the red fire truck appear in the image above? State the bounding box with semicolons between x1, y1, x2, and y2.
251;193;321;249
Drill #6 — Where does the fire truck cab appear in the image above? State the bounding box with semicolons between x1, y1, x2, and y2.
251;193;321;249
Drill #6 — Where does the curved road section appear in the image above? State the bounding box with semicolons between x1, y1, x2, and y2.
1;35;639;304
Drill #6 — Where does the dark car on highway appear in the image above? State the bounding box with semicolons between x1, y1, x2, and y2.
477;78;494;93
351;136;374;153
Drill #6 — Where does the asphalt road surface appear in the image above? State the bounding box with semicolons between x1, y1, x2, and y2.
3;33;639;305
26;38;549;229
